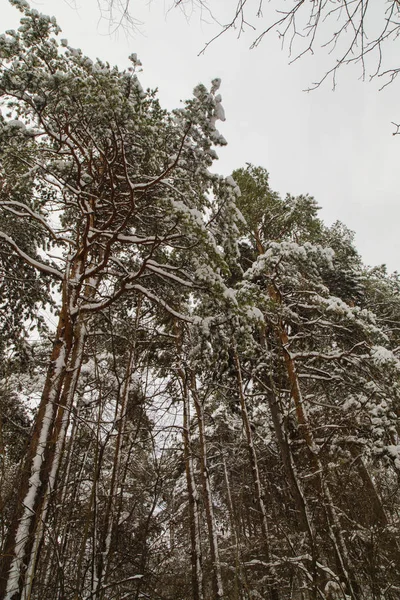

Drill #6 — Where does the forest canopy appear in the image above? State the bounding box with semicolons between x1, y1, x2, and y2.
1;2;400;600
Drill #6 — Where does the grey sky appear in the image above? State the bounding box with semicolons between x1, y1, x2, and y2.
3;0;399;271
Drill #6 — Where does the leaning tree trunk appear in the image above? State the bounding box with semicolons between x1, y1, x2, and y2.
262;359;315;535
0;252;93;600
254;231;359;600
261;364;319;599
278;318;360;600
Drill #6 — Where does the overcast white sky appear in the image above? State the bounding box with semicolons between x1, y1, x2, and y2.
3;0;399;271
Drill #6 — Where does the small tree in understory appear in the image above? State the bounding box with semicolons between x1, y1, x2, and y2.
0;1;241;596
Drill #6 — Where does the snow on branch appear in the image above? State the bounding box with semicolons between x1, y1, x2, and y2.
0;231;63;280
126;284;200;324
289;340;368;361
128;122;192;191
0;200;72;245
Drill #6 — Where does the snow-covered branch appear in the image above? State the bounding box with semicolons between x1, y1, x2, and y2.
0;231;63;280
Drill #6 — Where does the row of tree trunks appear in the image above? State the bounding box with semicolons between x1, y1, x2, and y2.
0;240;99;600
25;317;88;600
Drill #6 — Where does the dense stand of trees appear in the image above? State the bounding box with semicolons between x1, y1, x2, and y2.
1;3;400;599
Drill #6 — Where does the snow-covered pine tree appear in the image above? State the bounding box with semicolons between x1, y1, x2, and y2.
0;2;240;596
232;164;400;598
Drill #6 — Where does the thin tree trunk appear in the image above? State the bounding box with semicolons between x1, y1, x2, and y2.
220;449;250;600
95;349;135;600
233;350;279;600
74;397;106;600
180;368;204;600
190;373;224;600
56;419;92;597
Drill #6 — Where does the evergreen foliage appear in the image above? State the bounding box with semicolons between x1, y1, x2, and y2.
1;4;399;600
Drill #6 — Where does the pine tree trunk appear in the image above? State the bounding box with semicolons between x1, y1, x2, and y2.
0;299;75;600
263;368;314;536
233;351;279;600
74;396;106;600
180;368;204;600
261;369;319;598
96;349;135;600
276;313;360;600
220;450;250;600
190;373;224;600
